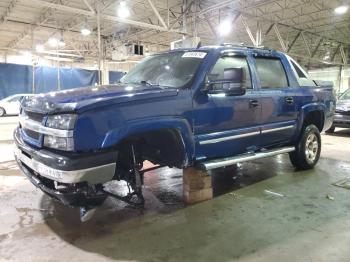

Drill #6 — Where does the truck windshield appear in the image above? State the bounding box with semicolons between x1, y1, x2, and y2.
120;51;206;88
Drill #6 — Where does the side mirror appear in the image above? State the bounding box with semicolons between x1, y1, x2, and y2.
205;68;246;96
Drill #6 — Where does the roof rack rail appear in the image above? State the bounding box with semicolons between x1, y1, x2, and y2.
220;43;274;51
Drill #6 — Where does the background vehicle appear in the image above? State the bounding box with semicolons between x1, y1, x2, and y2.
14;46;335;220
0;94;34;117
326;88;350;133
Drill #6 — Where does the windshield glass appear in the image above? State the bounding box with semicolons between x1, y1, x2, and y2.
340;89;350;100
120;51;207;88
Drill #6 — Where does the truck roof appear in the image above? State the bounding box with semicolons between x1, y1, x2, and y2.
167;43;283;56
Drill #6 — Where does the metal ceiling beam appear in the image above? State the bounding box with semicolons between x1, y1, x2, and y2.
301;32;311;57
147;0;167;29
256;22;262;46
0;0;19;24
25;0;94;15
194;1;349;48
340;45;348;65
82;0;95;13
311;38;323;58
240;15;257;47
260;23;274;44
331;44;341;62
205;18;218;38
197;0;232;16
168;0;194;30
36;50;83;57
287;31;301;52
8;0;69;48
273;24;287;52
24;0;185;34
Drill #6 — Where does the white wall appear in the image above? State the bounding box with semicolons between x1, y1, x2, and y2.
308;66;350;94
0;51;54;67
108;61;138;73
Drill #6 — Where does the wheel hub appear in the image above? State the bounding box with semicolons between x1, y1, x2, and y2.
305;133;319;164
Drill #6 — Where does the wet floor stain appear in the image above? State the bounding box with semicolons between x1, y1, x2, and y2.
0;160;19;172
15;207;35;228
2;134;350;261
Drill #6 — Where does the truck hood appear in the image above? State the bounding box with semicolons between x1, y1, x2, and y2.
21;84;178;114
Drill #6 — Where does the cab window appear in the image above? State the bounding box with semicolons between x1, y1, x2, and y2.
209;56;252;89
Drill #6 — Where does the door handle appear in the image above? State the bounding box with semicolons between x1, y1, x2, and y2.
285;97;294;104
249;99;259;108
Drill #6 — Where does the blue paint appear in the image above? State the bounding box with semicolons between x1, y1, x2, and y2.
20;46;336;166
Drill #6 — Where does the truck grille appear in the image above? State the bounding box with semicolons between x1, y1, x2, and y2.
23;110;45;123
20;110;46;146
23;128;40;140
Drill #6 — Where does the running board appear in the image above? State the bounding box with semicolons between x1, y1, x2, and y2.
198;146;295;170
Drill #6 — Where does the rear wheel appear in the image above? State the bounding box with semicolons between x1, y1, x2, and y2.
0;107;5;117
289;124;321;170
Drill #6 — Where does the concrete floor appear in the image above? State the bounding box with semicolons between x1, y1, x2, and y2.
1;116;350;262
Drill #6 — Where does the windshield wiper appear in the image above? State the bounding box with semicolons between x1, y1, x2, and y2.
140;80;153;86
124;80;165;89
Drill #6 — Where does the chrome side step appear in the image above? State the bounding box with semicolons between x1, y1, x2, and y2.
198;146;295;170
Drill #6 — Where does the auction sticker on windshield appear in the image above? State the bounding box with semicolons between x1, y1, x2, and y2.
182;52;207;59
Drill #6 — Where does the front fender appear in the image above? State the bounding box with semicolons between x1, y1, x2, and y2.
101;116;195;164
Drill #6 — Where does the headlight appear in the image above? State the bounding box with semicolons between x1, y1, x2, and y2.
44;135;74;151
46;114;77;130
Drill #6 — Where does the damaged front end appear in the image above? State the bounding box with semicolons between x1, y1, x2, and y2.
14;127;151;221
14;93;166;221
14;126;117;220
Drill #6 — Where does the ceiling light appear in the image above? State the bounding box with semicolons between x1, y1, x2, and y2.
81;28;91;36
48;37;58;47
118;1;130;18
218;20;232;37
36;44;45;52
323;50;331;61
335;5;348;14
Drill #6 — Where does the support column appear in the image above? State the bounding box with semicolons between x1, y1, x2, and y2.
183;167;213;204
97;2;102;85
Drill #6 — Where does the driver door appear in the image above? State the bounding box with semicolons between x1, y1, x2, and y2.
192;53;261;160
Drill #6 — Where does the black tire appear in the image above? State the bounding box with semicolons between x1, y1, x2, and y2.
325;126;335;134
289;124;321;170
0;107;5;117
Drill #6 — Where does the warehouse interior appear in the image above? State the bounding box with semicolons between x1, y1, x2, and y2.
0;0;350;261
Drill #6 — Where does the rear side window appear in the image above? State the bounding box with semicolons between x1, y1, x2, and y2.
289;58;316;87
255;57;289;89
291;60;306;78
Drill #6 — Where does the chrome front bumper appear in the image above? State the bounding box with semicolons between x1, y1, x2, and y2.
14;148;116;184
14;127;117;185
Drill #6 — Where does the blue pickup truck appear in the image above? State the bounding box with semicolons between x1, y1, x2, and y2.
14;45;335;218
